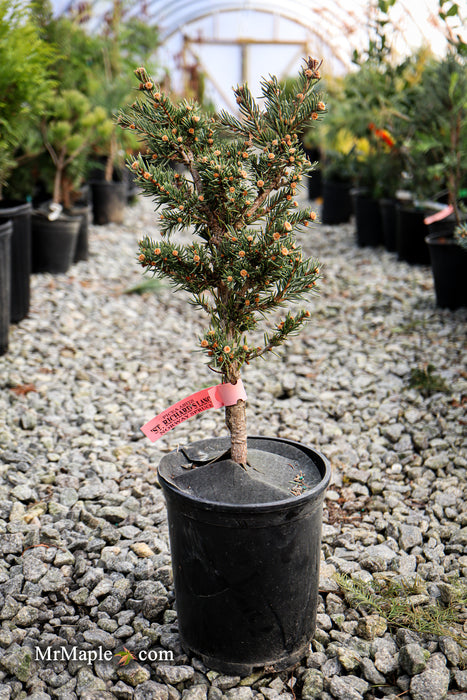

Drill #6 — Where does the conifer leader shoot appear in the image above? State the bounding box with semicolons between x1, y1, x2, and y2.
119;57;327;466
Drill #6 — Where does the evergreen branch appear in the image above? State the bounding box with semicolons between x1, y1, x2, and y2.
249;310;312;360
233;83;264;135
120;58;326;382
216;109;249;136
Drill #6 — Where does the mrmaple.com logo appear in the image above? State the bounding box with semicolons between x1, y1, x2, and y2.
35;646;173;665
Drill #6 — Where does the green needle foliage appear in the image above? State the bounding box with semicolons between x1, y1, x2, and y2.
118;58;327;463
0;0;56;195
336;573;467;647
409;364;450;397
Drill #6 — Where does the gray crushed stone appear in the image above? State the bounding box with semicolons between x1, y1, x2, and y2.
0;188;466;699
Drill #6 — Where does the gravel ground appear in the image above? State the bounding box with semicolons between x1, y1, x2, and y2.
0;187;466;700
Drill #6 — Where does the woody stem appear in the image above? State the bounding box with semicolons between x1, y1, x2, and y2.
224;372;247;466
222;331;247;465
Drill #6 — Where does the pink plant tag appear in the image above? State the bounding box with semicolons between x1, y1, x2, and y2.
424;205;454;225
141;380;247;442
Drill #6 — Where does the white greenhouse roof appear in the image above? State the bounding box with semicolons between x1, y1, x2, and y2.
52;0;465;110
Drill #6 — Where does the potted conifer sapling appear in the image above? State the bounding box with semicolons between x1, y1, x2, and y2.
119;58;331;674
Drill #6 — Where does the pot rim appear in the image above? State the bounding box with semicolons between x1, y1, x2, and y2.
89;179;126;187
32;209;82;223
425;232;460;246
0;200;32;216
157;434;331;513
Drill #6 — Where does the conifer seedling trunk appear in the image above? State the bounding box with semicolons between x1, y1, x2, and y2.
119;58;327;465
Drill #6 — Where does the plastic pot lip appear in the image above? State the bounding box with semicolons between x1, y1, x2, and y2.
425;232;459;246
157;435;331;514
89;179;126;188
350;187;370;198
0;200;32;216
64;204;93;215
322;178;352;188
397;200;447;215
32;208;82;224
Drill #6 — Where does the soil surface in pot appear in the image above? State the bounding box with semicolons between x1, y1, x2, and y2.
159;437;323;505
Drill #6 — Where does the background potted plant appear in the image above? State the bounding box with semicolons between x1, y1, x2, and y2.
394;0;466;268
32;88;110;273
301;130;322;200
421;3;467;308
0;0;55;331
119;58;331;674
320;129;357;225
338;0;396;247
394;57;451;266
30;0;129;226
332;0;422;248
316;72;359;226
370;47;432;252
83;0;161;224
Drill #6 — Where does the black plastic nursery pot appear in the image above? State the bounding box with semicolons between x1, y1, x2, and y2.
379;198;397;252
425;230;467;310
90;180;126;225
302;147;322;200
66;203;92;262
395;204;430;265
158;435;331;675
306;169;322;200
31;213;80;274
321;180;352;225
0;220;13;355
0;200;32;323
352;190;383;247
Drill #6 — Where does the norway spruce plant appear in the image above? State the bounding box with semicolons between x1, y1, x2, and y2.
119;58;327;465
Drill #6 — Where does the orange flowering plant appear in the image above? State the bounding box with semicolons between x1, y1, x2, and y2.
118;58;327;464
362;121;401;199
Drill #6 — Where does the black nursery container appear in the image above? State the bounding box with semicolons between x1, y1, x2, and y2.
303;147;322;200
396;205;430;265
306;169;322;200
321;180;352;225
66;203;92;262
158;435;331;675
0;220;13;355
32;213;80;274
90;180;126;225
352;190;383;247
426;227;467;310
379;198;397;252
0;200;31;323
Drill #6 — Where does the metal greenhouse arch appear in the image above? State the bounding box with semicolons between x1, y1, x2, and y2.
54;0;462;110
